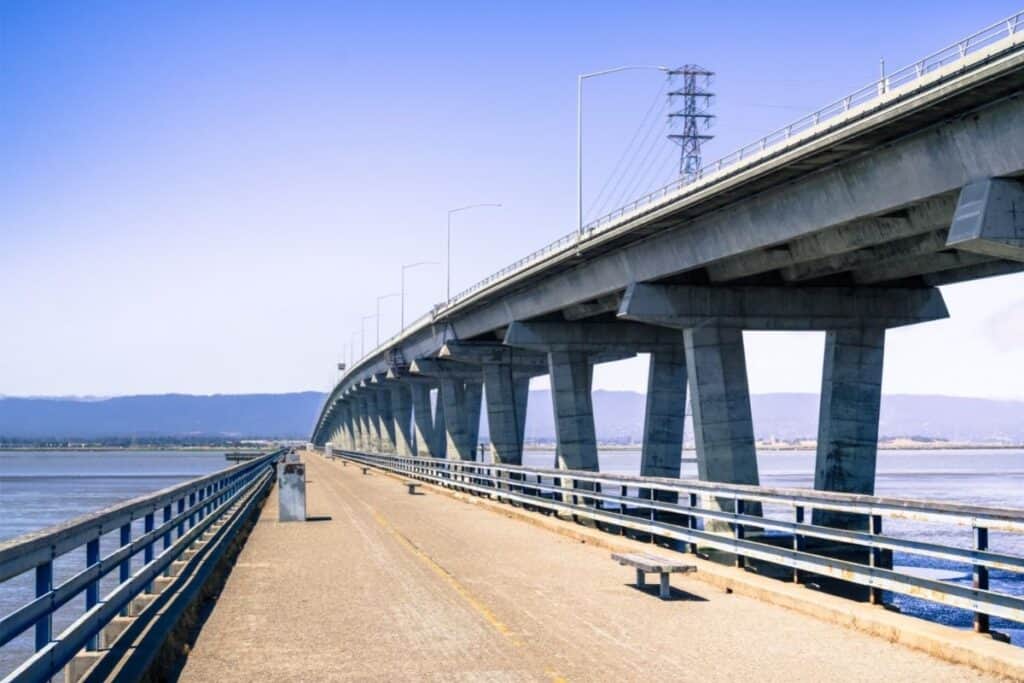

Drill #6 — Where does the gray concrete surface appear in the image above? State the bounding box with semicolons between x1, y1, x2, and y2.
179;454;1002;682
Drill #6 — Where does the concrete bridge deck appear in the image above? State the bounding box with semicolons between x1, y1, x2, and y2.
179;453;997;682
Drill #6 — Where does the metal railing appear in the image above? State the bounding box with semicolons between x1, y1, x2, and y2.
337;449;1024;637
0;450;282;681
326;9;1024;410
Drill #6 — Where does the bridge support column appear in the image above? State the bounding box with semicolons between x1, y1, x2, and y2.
640;346;688;478
351;397;366;451
684;326;761;519
482;365;529;465
411;385;436;457
375;386;396;453
390;384;414;456
547;351;598;472
363;391;381;452
440;378;483;461
814;328;886;530
344;403;357;450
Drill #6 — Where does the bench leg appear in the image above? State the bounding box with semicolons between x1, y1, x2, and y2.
659;572;671;600
636;569;645;587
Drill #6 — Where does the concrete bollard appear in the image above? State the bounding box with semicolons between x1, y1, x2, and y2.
278;461;307;522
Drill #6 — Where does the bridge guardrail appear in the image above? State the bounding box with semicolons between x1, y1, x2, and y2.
0;449;283;681
337;449;1024;638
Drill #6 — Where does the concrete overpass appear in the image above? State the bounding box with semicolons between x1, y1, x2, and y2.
313;14;1024;522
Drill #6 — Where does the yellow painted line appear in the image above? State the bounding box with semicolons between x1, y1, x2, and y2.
367;505;567;683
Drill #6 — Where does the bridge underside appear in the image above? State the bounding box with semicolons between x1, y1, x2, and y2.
316;45;1024;532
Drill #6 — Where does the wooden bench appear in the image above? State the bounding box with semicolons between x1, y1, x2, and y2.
612;552;696;599
405;481;421;495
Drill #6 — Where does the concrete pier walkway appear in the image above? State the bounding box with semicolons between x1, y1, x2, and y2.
179;454;996;682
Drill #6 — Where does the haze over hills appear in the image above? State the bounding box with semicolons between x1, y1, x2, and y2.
0;391;1022;443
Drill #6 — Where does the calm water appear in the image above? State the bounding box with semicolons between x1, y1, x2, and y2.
0;450;228;677
0;449;1022;674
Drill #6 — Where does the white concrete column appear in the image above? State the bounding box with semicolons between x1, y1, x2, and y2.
363;392;381;452
684;326;761;521
814;327;886;529
391;383;414;456
482;364;529;465
547;351;598;472
640;346;688;478
440;378;483;460
375;388;396;453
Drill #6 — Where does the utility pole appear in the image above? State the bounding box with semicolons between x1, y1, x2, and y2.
667;65;714;182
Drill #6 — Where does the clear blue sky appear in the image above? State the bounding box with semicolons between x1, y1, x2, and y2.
3;1;1023;398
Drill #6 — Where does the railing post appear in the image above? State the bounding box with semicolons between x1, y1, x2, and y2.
119;523;131;615
619;485;627;535
974;526;990;633
176;498;186;539
163;504;172;551
34;560;53;651
85;537;100;650
793;505;805;584
688;492;699;554
188;491;197;528
144;512;155;593
734;498;746;569
869;513;884;605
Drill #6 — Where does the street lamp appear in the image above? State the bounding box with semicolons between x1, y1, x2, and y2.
361;314;375;356
401;261;439;329
577;65;668;238
375;293;399;346
447;203;502;302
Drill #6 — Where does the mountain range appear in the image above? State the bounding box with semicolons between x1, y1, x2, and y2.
0;391;1022;443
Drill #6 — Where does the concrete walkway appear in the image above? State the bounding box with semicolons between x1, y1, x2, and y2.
179;454;997;682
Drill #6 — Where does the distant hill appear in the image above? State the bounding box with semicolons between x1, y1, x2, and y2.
0;390;1022;443
0;393;325;440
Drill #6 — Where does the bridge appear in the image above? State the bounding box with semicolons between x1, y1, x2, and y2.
312;13;1024;519
1;11;1024;682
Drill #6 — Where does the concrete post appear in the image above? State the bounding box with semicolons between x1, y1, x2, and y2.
411;384;438;457
391;383;414;456
547;351;599;471
482;364;529;465
352;397;364;450
440;378;483;460
814;327;886;529
684;326;761;517
640;346;688;478
376;388;396;453
342;403;356;450
354;396;369;451
363;392;381;452
432;388;448;458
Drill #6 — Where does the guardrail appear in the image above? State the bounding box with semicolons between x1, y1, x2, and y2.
326;9;1024;408
0;449;283;681
337;449;1024;639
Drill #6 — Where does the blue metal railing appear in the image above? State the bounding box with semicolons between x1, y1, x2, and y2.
0;450;282;681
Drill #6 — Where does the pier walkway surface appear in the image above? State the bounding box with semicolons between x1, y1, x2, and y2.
179;453;997;682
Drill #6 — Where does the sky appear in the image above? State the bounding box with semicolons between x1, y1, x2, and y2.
2;1;1023;399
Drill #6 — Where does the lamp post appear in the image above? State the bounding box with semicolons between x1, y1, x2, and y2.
447;203;502;302
401;261;439;329
577;65;668;238
375;293;399;346
361;314;375;356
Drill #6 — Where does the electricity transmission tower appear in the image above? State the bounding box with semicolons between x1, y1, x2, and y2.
667;65;714;182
